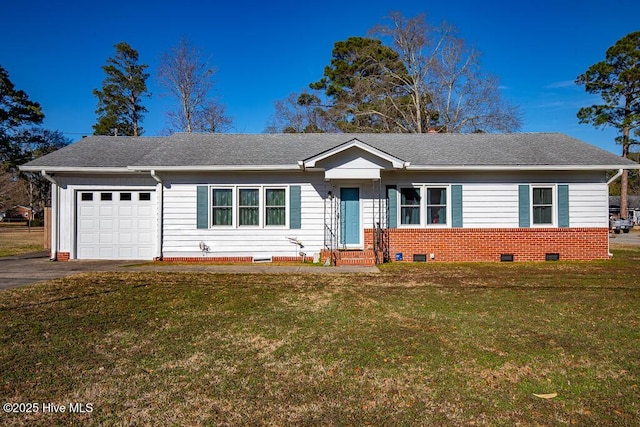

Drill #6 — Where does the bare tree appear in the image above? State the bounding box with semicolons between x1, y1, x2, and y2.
196;100;233;133
372;12;521;133
158;37;231;133
370;12;439;133
265;91;330;133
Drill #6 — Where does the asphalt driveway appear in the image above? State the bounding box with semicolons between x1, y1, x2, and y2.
0;252;137;290
609;230;640;246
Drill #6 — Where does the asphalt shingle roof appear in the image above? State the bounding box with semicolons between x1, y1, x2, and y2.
21;132;638;170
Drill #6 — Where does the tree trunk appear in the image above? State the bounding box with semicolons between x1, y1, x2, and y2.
620;124;630;219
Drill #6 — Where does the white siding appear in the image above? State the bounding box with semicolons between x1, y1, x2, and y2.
51;169;609;260
569;182;608;227
161;172;329;258
463;184;520;227
383;170;608;229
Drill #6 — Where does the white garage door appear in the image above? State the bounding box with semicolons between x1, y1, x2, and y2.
77;190;156;260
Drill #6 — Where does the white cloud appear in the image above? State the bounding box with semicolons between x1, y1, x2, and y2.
543;80;576;89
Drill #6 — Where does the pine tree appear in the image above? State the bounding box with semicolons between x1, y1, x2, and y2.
93;42;150;136
576;31;640;219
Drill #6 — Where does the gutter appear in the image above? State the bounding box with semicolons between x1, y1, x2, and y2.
150;170;164;260
41;171;59;261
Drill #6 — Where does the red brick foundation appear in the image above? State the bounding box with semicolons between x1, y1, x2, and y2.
57;252;70;262
365;227;610;262
159;256;308;263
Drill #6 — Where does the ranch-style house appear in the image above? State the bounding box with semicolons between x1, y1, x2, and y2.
20;132;640;265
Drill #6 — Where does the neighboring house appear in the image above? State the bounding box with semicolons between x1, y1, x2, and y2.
5;205;34;221
609;196;640;224
20;133;640;264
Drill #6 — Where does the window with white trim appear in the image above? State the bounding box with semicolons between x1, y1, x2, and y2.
238;188;259;226
210;186;287;228
532;187;553;225
398;185;450;226
265;188;286;226
426;187;447;224
400;187;421;225
212;188;233;226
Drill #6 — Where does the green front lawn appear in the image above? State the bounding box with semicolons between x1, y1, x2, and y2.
1;249;639;425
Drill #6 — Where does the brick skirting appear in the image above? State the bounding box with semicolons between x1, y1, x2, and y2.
365;227;609;262
57;252;70;261
160;256;309;263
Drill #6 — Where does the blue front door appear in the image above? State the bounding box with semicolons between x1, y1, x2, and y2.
340;188;360;246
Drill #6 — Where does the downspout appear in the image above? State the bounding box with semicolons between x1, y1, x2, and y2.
607;168;624;185
150;170;164;260
606;169;624;257
41;171;58;261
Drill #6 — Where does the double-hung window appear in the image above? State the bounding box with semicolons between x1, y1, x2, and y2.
210;186;287;227
238;189;259;226
427;188;447;224
399;185;450;226
532;187;553;225
212;188;233;226
265;188;286;226
400;187;421;225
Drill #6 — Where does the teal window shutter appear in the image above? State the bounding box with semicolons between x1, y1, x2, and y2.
558;184;569;227
387;185;397;228
518;184;530;228
451;185;463;228
197;186;209;229
289;185;301;229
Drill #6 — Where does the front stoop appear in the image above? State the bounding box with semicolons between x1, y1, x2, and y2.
335;250;377;266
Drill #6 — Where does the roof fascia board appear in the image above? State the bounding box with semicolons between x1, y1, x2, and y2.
19;166;135;173
128;165;302;172
405;164;640;171
303;138;405;169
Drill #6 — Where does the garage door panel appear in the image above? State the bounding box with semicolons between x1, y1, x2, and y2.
138;206;153;216
79;206;94;216
77;190;156;260
78;233;94;244
99;247;114;258
138;232;153;244
99;206;113;216
137;219;153;230
118;247;133;258
99;233;114;243
79;219;94;230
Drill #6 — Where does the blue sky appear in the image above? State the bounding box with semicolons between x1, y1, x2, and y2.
1;0;638;155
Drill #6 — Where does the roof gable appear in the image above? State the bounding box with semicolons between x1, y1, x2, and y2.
302;138;407;169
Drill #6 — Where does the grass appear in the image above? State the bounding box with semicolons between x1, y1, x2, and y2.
0;226;44;257
0;249;639;426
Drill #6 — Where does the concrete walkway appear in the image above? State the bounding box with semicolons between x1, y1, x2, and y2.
0;252;379;290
